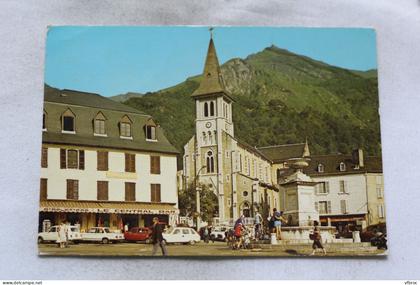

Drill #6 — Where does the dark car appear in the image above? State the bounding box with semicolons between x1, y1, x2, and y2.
360;223;387;242
124;227;151;243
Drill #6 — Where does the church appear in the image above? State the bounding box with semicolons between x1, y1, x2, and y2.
182;35;311;224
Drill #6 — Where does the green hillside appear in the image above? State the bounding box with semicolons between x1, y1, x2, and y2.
122;45;381;165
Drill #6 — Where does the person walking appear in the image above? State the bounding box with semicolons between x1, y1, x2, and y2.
254;210;263;240
57;222;66;249
151;217;168;256
310;221;326;255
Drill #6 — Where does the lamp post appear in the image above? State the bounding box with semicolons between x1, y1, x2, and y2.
195;165;206;231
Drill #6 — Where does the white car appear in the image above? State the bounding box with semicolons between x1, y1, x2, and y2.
38;225;82;244
210;226;230;241
162;227;201;245
81;227;124;244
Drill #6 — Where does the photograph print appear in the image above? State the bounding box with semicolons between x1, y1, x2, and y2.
38;26;386;257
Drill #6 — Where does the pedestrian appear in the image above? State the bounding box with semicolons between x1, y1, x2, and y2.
57;222;66;249
203;226;210;243
64;221;70;248
274;209;287;240
151;217;168;256
254;210;263;240
310;221;326;255
124;223;129;233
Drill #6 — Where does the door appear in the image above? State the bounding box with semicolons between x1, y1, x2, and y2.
181;229;190;242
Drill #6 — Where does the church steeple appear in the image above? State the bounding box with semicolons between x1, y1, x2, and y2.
192;31;231;99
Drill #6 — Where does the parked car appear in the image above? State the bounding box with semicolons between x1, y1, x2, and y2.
81;227;124;244
38;225;82;244
210;226;230;242
360;223;387;242
162;227;201;244
124;227;151;243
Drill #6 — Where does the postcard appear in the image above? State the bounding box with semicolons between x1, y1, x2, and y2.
38;26;386;257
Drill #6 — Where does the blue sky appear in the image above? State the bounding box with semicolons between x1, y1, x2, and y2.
45;26;377;97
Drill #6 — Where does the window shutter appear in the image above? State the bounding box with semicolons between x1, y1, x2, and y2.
60;149;66;169
41;147;48;168
40;178;47;201
327;201;332;214
325;182;330;193
79;150;85;170
314;202;318;212
66;180;71;199
125;153;129;172
157;184;161;202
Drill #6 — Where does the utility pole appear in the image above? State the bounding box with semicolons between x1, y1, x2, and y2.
195;165;206;231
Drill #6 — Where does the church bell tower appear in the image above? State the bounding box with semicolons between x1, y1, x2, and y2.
191;31;234;221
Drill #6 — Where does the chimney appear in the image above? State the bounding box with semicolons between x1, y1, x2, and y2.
352;148;364;168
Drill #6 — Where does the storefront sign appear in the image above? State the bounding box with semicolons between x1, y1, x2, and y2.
40;207;177;214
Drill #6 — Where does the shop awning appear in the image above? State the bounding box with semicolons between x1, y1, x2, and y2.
40;200;179;215
320;214;366;223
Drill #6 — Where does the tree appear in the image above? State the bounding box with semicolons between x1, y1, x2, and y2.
178;183;218;223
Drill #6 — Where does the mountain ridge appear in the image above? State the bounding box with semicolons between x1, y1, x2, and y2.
115;45;381;166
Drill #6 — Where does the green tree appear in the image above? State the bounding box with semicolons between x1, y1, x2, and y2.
178;183;218;223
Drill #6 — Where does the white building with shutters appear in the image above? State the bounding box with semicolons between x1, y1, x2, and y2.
304;151;384;232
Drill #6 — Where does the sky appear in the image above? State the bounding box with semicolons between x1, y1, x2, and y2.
45;26;377;97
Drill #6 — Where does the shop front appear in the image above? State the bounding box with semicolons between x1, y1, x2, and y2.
319;214;367;235
39;200;179;232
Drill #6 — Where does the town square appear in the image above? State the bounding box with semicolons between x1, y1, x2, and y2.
37;26;386;257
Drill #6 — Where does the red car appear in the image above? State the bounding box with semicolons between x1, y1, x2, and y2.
124;227;151;243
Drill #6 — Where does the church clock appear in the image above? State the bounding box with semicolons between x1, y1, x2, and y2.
205;122;212;128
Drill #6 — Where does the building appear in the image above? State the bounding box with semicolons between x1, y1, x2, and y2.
303;150;385;231
39;85;179;232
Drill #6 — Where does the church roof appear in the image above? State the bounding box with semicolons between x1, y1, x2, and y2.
257;143;308;163
191;37;233;101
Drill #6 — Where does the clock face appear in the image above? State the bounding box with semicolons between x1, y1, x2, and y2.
205;122;212;128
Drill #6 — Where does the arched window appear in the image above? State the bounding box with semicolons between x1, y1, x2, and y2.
206;150;214;173
202;132;207;144
317;163;324;173
145;118;157;141
204;102;209;117
120;115;132;138
208;131;212;144
62;108;76;133
94;111;107;135
339;162;346;172
210;101;215;116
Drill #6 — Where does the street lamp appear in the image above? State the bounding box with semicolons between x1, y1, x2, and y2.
195;165;206;231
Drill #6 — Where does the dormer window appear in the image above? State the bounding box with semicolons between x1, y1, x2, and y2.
317;163;324;173
94;112;107;136
61;109;75;133
339;162;346;172
145;118;157;141
119;115;132;139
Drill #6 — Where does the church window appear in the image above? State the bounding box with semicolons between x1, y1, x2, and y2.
202;132;207;144
243;191;248;197
204;102;209;117
210;101;215;116
208;131;212;144
206;150;215;173
42;110;47;131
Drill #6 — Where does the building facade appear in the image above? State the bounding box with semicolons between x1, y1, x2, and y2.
304;150;385;231
39;86;179;232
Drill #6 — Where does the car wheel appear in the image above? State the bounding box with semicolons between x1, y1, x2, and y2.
189;240;195;245
145;238;151;244
102;238;110;244
37;237;44;244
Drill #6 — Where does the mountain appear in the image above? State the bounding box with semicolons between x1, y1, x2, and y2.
110;92;143;102
121;45;381;165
